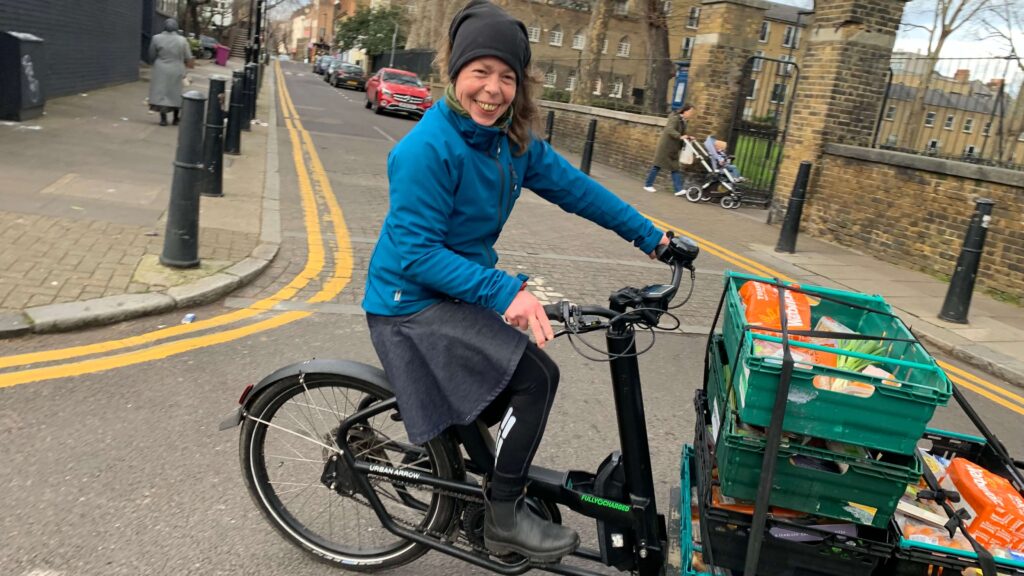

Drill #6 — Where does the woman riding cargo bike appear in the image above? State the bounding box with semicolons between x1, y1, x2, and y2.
220;1;700;574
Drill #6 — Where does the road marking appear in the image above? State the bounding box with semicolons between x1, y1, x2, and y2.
941;360;1024;404
39;172;78;195
0;64;324;371
373;126;395;143
0;63;353;388
645;214;790;281
948;373;1024;416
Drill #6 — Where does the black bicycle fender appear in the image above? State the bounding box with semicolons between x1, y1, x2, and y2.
217;359;391;430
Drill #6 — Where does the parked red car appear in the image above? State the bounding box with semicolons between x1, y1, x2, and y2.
364;68;433;119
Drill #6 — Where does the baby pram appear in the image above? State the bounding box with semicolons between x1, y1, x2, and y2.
679;136;744;209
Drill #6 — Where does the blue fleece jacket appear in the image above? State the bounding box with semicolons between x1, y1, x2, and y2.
361;99;663;316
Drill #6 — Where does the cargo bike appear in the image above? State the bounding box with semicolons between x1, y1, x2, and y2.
684;271;1024;576
219;234;1024;576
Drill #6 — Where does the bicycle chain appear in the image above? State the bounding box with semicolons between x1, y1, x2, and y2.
347;475;493;556
341;477;643;575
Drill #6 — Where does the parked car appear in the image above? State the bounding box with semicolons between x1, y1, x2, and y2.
198;35;221;59
330;63;366;91
312;54;331;75
364;68;433;119
322;57;343;83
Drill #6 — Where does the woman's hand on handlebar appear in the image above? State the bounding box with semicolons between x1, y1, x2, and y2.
648;232;671;259
504;290;555;348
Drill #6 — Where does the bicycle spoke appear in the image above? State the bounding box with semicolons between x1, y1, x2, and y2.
243;378;454;566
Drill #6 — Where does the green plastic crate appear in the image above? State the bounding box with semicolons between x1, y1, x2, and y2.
706;339;922;529
678;445;711;576
719;271;951;454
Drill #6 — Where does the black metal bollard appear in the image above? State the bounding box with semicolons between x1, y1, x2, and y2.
579;118;597;175
224;71;244;154
200;75;227;197
545;110;555;144
939;198;995;324
775;161;812;253
240;65;254;131
160;91;206;269
245;63;258;124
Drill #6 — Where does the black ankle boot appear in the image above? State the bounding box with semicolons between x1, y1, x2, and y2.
159;113;168;126
484;494;579;563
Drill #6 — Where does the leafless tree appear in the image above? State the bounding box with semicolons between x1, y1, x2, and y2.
571;0;612;105
977;1;1024;161
900;0;996;148
642;0;672;115
184;0;213;37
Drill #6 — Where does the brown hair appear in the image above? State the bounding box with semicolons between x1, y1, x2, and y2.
434;34;540;156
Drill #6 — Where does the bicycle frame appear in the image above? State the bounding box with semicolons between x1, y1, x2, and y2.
334;319;667;576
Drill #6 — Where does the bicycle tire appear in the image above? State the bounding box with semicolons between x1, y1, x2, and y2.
239;373;461;571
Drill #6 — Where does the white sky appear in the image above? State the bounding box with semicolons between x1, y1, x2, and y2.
773;0;1022;59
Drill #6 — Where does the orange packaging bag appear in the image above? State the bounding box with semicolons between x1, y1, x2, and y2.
738;280;812;339
941;457;1024;550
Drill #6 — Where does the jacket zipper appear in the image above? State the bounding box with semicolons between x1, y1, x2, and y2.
491;139;506;267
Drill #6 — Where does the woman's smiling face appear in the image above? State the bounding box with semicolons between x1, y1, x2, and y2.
454;56;517;126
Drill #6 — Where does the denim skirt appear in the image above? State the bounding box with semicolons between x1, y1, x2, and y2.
366;300;528;445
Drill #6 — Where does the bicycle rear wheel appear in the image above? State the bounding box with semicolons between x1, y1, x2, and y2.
239;373;461;571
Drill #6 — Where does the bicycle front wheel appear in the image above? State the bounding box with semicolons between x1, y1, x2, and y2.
239;373;461;571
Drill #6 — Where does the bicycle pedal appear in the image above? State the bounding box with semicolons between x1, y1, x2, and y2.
491;551;527;564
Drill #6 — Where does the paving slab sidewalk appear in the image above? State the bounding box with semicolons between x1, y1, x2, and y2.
0;57;279;338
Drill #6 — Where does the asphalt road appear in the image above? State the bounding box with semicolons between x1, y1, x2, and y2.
1;61;1021;576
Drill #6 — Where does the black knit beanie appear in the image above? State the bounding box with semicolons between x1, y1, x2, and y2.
448;0;532;85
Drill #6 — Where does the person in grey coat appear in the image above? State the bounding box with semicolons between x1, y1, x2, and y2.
148;18;194;126
642;104;695;194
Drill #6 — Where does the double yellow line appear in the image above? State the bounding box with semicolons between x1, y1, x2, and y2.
0;63;352;388
644;216;1024;417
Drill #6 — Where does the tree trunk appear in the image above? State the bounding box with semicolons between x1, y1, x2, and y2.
643;0;671;115
186;0;211;37
405;0;429;49
900;41;944;152
572;0;612;106
431;0;448;52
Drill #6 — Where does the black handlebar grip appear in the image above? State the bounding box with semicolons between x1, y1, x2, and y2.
543;303;564;322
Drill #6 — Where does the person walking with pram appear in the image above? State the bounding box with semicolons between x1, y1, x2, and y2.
642;104;696;194
678;134;745;209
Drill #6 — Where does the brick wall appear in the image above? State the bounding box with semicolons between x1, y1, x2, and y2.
809;145;1023;297
686;0;765;140
532;102;1024;298
539;100;666;178
0;0;141;99
773;0;902;219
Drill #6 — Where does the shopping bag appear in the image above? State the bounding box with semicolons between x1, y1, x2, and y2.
679;142;695;165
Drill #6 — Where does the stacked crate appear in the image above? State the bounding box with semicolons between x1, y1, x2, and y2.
696;272;950;569
707;272;952;528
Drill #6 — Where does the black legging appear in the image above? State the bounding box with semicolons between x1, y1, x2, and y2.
481;342;560;501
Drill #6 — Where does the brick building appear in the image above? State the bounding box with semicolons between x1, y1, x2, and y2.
0;0;143;99
509;1;649;104
874;54;1024;164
